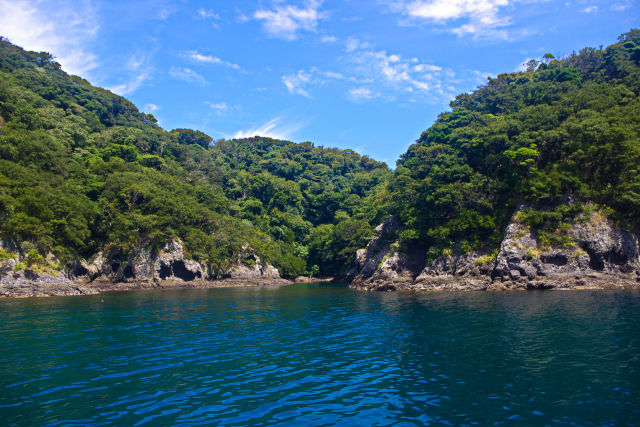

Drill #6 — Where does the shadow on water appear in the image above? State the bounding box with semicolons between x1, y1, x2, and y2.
0;286;639;425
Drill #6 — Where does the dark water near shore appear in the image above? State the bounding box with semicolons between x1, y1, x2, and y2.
1;284;639;426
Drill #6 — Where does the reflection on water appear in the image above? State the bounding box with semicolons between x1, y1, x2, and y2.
1;285;639;425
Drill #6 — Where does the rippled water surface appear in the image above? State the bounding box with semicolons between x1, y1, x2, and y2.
1;284;640;425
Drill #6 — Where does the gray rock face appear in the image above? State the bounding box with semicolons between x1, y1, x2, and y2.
351;205;640;291
227;245;280;279
0;252;72;289
68;240;207;283
67;239;281;283
350;216;422;291
417;251;492;279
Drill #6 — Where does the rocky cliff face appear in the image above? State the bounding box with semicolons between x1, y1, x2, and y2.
226;244;281;280
350;216;424;291
352;207;640;291
66;240;280;283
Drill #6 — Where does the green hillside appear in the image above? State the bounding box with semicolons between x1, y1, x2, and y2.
388;30;640;259
1;29;639;279
0;37;390;277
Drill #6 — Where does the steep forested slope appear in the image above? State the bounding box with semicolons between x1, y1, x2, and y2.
387;30;640;260
0;37;390;277
2;30;639;284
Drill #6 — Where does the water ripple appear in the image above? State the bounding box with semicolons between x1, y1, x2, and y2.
0;286;639;425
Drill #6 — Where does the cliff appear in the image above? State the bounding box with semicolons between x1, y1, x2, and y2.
0;239;284;297
351;206;640;291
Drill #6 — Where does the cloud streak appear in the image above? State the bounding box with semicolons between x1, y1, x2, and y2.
253;0;325;40
186;51;240;70
169;67;210;86
108;53;154;95
0;0;100;77
232;116;307;140
389;0;545;39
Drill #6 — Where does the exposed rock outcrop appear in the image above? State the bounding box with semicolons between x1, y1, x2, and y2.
68;240;207;283
226;244;280;279
350;216;425;291
65;239;281;284
351;207;640;292
1;239;286;297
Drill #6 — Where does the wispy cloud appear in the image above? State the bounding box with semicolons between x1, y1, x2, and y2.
582;5;598;13
108;53;154;95
284;39;489;103
169;67;210;86
346;44;454;99
282;70;313;97
282;67;345;97
197;8;220;19
349;87;377;101
389;0;546;39
143;103;160;113
205;101;232;116
611;1;632;11
232;116;307;140
185;50;240;70
0;0;100;77
253;0;325;40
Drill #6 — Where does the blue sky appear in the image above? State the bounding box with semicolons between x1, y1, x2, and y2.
0;0;637;165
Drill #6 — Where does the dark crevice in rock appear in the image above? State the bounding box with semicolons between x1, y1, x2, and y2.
587;250;605;271
111;262;120;273
172;260;199;281
541;254;568;266
123;264;134;279
159;262;171;280
607;251;628;266
71;262;89;278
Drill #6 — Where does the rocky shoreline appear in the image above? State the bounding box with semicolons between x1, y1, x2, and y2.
350;272;640;292
349;206;640;293
0;277;294;299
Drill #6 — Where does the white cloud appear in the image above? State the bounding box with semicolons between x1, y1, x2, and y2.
282;67;346;97
390;0;545;39
0;0;100;77
169;67;210;86
342;40;488;102
323;71;345;79
321;35;338;43
349;48;437;93
253;0;325;40
185;51;240;70
232;116;307;140
349;87;376;100
282;70;313;97
107;53;154;95
345;37;371;52
197;8;220;19
611;1;632;11
206;101;230;115
583;5;598;13
144;103;160;112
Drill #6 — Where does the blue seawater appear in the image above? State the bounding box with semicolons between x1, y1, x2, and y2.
1;283;639;425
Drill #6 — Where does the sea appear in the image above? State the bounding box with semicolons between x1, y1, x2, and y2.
1;283;639;425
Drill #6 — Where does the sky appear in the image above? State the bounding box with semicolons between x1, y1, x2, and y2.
0;0;637;166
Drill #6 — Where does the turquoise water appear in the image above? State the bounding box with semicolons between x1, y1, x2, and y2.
1;284;639;426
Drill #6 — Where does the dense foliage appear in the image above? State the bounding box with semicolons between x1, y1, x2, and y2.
2;30;639;276
389;30;640;259
0;38;390;277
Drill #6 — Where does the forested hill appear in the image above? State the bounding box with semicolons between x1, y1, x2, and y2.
387;30;640;260
1;30;639;281
0;37;390;277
